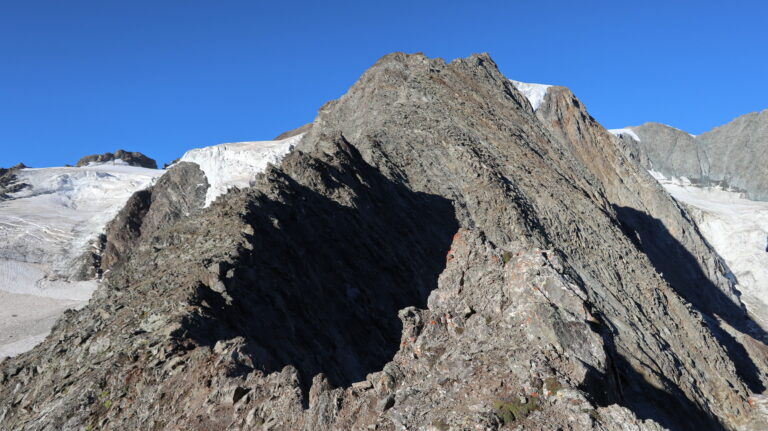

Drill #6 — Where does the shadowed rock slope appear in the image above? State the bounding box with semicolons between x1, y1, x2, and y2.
2;53;767;430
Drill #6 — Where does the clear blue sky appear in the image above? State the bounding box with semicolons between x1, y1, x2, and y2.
1;1;766;167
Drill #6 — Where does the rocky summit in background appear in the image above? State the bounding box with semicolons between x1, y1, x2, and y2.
612;110;768;201
75;149;158;169
1;52;768;431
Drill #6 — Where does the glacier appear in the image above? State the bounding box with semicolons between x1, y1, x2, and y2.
0;164;163;357
650;171;768;328
178;133;303;207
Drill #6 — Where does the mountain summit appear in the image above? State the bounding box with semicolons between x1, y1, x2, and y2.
1;53;767;430
612;110;768;201
76;150;158;169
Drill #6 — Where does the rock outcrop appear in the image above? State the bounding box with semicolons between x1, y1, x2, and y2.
100;162;209;271
616;110;768;200
0;163;28;200
2;53;767;431
76;149;158;169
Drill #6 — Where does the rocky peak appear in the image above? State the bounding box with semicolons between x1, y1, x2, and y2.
99;161;209;271
697;109;768;199
75;149;158;169
0;163;29;200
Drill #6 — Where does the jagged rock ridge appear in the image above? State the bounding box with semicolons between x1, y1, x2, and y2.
76;149;158;169
1;53;767;430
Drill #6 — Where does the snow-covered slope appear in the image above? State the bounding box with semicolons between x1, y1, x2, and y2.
651;171;768;327
178;133;303;207
608;128;642;142
0;163;162;357
510;80;552;111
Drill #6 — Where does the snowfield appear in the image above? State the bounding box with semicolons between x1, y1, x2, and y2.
178;133;303;206
650;171;768;327
0;163;162;357
510;80;552;111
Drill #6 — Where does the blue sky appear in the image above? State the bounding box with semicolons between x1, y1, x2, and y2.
1;1;766;167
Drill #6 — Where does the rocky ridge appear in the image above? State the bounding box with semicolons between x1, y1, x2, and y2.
1;53;767;430
274;123;313;140
76;150;158;169
614;110;768;200
99;162;209;271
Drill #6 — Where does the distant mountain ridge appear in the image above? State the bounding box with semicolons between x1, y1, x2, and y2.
76;149;158;169
612;110;768;200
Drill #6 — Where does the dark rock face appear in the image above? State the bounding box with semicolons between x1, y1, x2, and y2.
185;137;460;395
622;110;768;200
1;53;766;430
73;162;207;280
0;163;29;200
75;149;158;169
